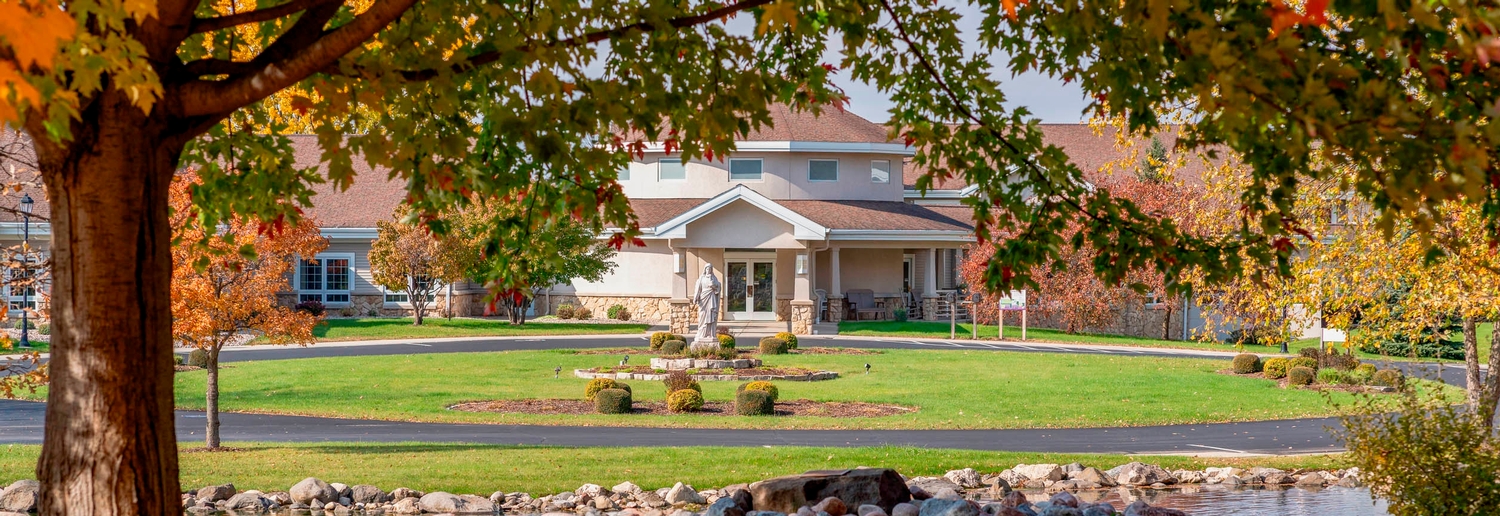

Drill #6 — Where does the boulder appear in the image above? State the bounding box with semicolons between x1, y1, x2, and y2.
350;485;386;504
578;484;608;498
391;497;421;514
706;497;746;516
726;487;754;512
1069;468;1115;487
943;469;982;489
892;503;920;516
615;482;644;495
1122;500;1185;516
1171;470;1204;484
665;483;706;505
638;492;670;508
390;488;424;501
906;479;961;498
915;498;977;516
460;494;497;513
222;492;273;512
1106;463;1174;486
995;470;1027;488
290;478;339;505
1;480;40;513
330;483;352;500
1038;506;1081;516
1295;474;1324;487
998;492;1028;510
813;497;849;516
932;489;962;501
1260;472;1294;485
858;504;889;516
418;492;466;513
265;492;292;506
196;484;236;503
750;469;911;514
1012;465;1063;482
1080;504;1116;516
1046;492;1078;509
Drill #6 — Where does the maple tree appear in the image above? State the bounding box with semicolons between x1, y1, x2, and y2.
168;173;324;449
368;209;475;325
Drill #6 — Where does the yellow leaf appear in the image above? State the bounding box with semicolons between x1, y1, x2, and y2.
124;0;158;22
757;1;798;35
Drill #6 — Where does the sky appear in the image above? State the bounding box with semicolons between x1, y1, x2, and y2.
834;69;1091;124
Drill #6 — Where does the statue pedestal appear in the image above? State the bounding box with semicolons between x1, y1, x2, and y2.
690;337;721;353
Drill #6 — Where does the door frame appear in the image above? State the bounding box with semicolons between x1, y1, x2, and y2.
723;251;777;321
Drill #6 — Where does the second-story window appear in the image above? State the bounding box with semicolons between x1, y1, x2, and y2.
808;159;839;182
659;158;685;181
617;164;630;181
871;160;891;183
729;158;763;181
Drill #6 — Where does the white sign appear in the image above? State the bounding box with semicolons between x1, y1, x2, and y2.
997;290;1027;311
1321;327;1347;343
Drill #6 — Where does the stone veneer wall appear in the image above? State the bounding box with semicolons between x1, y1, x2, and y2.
547;294;672;323
775;298;791;322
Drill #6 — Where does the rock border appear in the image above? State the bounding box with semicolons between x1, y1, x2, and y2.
574;369;839;382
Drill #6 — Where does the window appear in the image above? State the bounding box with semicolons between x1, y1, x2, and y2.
1144;292;1166;308
6;255;41;312
383;276;437;306
808;159;839;182
729;159;763;181
617;164;630;181
871;160;891;183
658;159;685;181
297;254;353;305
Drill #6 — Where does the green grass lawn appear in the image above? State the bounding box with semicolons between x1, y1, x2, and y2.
144;348;1380;430
0;442;1350;495
309;317;650;341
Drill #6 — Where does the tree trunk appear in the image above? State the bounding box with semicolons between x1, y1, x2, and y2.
1482;323;1500;429
412;288;425;326
1161;305;1174;341
205;345;221;449
32;94;182;516
1464;317;1482;409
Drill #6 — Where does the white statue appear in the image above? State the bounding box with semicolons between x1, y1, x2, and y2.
692;263;721;349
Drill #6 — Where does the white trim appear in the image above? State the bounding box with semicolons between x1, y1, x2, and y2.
0;223;49;237
902;184;978;200
807;159;839;182
871;159;891;184
295;252;356;306
653;185;828;239
321;227;379;239
828;229;974;242
640;141;914;156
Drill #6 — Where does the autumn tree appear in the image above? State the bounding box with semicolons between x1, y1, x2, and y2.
368;209;474;325
168;174;324;449
10;0;1500;513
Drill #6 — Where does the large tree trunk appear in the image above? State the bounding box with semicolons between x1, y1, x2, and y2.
1480;323;1500;429
206;346;221;449
1465;317;1482;409
32;94;182;516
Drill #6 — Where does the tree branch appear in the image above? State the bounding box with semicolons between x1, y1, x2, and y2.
180;58;265;78
190;0;339;34
176;0;420;117
358;0;775;82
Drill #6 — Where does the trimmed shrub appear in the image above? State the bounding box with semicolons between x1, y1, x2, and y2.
187;348;209;368
1231;353;1262;374
718;334;736;349
1372;369;1405;389
36;322;49;335
1299;347;1322;359
1316;350;1360;371
759;337;789;355
650;332;673;350
774;331;799;350
1289;357;1319;371
173;355;185;366
594;388;633;414
607;304;629;320
575;306;594;319
1288;366;1316;386
735;390;775;416
366;308;380;317
294;300;325;316
1318;368;1350;385
667;389;704;413
10;319;31;330
585;378;630;401
661;340;687;355
894;308;909;322
338;306;357;317
663;371;701;394
737;381;779;402
1356;363;1377;376
1263;357;1290;379
556;304;576;319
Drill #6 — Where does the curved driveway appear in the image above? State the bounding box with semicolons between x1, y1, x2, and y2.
0;334;1469;455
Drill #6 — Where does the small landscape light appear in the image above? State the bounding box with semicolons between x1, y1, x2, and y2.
554;365;561;379
621;355;630;366
864;363;871;375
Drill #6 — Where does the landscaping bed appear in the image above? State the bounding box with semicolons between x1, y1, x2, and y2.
450;399;914;417
574;364;838;382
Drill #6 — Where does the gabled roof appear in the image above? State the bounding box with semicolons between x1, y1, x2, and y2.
651;185;828;239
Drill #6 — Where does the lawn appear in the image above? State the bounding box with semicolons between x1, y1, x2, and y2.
0;442;1351;495
151;348;1377;430
309;317;650;341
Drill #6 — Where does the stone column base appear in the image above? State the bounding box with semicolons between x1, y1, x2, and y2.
922;295;940;321
826;296;845;323
669;299;693;335
791;300;815;335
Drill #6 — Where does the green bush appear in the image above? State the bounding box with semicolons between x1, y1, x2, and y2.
1372;369;1405;389
1318;368;1351;385
667;389;704;413
1356;363;1378;376
689;346;736;360
774;331;799;350
649;332;673;350
187;348;209;368
607;304;630;321
173;355;184;366
661;340;687;355
575;306;593;319
594;388;633;414
1288;366;1316;386
36;322;49;335
556;304;576;319
717;334;736;349
737;380;779;402
585;378;631;401
1289;357;1319;371
759;337;789;355
1317;350;1360;371
1263;357;1290;379
893;308;908;322
11;319;31;330
1299;347;1322;359
735;390;775;416
663;370;701;394
1231;353;1262;374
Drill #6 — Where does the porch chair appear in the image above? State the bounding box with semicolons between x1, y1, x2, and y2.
814;289;828;324
844;289;885;321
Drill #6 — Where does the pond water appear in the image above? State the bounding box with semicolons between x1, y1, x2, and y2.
1005;486;1389;515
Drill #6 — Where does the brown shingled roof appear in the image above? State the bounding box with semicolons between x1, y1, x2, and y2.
903;124;1209;191
627;197;973;233
285;135;408;228
741;104;895;143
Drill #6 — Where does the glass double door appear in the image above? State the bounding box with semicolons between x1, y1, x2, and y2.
725;259;775;320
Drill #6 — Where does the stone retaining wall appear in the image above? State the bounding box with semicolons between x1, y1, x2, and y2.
549;295;672;323
648;358;763;370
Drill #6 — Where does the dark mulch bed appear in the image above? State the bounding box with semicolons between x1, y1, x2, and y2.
450;399;916;417
1216;369;1394;393
574;348;662;355
582;365;821;376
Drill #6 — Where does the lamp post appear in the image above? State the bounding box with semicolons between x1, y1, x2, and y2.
18;193;32;349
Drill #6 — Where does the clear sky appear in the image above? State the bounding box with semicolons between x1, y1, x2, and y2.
834;69;1091;124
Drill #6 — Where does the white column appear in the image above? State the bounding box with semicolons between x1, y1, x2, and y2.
830;247;842;297
924;248;937;296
